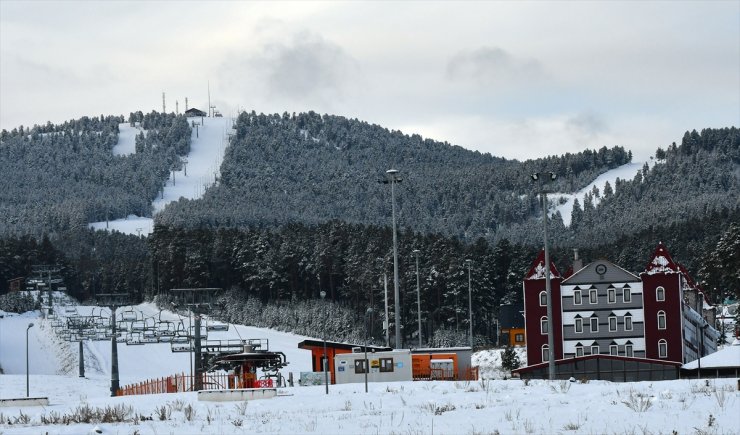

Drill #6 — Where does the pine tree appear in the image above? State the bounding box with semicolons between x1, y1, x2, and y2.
501;346;520;371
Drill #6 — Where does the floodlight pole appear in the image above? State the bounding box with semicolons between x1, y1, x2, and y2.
383;169;402;349
320;290;329;394
532;172;557;380
26;323;34;397
413;250;422;347
466;259;473;349
364;307;373;393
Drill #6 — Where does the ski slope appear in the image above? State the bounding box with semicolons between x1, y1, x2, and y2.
88;117;233;236
1;303;738;435
551;161;655;227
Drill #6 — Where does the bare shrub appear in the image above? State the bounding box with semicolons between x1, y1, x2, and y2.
168;399;185;412
155;405;171;421
183;404;196;421
550;380;571;394
621;389;653;413
234;400;249;416
232;418;243;427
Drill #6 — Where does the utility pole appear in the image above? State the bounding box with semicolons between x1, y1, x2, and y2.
531;171;557;380
381;169;402;349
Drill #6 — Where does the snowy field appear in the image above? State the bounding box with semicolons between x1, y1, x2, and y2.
1;304;738;435
88;117;233;236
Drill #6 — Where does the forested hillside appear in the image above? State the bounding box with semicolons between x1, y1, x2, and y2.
156;111;631;239
0;112;190;236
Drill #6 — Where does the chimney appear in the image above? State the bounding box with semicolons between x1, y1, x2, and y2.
573;249;583;271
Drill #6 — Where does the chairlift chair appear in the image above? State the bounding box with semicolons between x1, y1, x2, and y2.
126;331;144;345
121;308;137;321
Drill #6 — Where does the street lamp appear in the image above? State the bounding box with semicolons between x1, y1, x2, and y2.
413;249;422;348
531;171;557;380
364;307;373;393
26;323;34;397
320;290;329;394
381;169;403;349
465;259;473;348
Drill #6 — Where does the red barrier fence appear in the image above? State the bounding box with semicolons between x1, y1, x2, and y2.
117;373;274;396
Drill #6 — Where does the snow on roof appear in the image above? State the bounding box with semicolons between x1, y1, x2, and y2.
643;242;680;275
524;249;561;280
682;342;740;370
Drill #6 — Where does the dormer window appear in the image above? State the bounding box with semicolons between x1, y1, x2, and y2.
575;316;583;333
624;313;633;331
573;289;582;305
608;286;616;304
623;286;631;303
589;288;598;304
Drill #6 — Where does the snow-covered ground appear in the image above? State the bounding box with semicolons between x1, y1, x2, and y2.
1;302;738;435
552;161;656;226
88;117;233;236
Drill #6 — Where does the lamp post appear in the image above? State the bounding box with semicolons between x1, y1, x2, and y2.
382;169;403;349
320;290;329;394
26;323;34;397
465;259;473;348
364;307;373;393
531;171;557;380
412;249;423;348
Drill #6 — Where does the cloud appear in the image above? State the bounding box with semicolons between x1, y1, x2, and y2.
446;47;546;88
220;31;359;107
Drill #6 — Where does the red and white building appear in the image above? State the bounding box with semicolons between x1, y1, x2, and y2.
517;243;720;380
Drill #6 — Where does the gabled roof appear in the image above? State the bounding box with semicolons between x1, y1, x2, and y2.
643;242;680;275
682;342;740;370
524;249;560;280
561;259;640;285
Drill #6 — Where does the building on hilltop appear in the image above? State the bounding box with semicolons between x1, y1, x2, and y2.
514;242;720;381
185;108;207;117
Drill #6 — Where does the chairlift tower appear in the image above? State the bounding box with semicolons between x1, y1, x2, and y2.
168;288;222;391
96;293;130;396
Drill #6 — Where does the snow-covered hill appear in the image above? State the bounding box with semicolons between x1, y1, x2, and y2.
88;117;233;236
1;302;737;435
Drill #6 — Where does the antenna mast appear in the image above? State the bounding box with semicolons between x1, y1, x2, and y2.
185;97;189;111
207;81;211;117
162;92;166;113
176;100;179;115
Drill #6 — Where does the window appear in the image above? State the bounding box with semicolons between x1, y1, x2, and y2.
379;358;394;373
539;291;547;306
591;345;600;355
590;317;599;333
625;315;633;331
657;311;666;330
574;290;582;305
608;287;616;303
609;344;618;356
656;286;665;301
541;345;550;362
540;317;548;334
514;333;524;343
589;288;598;304
625;343;634;357
354;359;367;374
609;315;617;332
576;345;584;357
658;339;667;358
575;317;583;333
623;287;631;303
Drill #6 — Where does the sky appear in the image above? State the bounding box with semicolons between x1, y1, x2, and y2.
1;1;738;161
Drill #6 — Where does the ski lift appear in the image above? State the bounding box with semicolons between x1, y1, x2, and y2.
130;320;146;332
206;320;229;332
126;331;144;345
121;308;137;321
142;329;158;343
190;324;207;340
170;341;192;352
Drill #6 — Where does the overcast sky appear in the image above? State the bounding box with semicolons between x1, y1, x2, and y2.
1;1;737;160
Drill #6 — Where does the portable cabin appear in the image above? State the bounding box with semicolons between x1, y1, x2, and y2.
297;339;391;384
411;347;474;380
334;350;412;384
